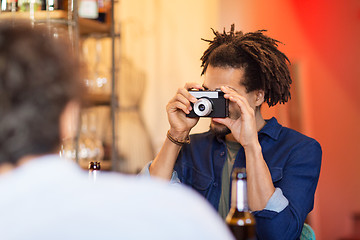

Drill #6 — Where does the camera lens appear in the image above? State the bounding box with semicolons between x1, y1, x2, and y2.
194;98;213;117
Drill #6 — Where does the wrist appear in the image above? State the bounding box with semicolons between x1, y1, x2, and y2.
167;129;190;146
168;128;190;140
243;140;262;153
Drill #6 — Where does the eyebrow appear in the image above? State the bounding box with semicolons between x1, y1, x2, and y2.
202;84;239;93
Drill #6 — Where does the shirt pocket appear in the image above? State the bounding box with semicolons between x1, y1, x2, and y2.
269;167;283;183
181;165;213;196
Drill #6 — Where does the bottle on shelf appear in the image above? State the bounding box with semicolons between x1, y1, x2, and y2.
78;0;98;19
82;38;111;95
1;0;18;12
77;110;104;166
96;0;110;23
18;0;42;12
93;38;111;94
45;0;61;11
60;109;104;169
1;0;17;12
225;168;256;240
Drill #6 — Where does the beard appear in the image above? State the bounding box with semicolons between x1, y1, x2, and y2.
209;120;231;138
209;104;242;138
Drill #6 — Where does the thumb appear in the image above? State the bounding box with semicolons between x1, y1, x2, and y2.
212;118;232;128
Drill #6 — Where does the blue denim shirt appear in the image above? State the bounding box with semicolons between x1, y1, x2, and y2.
173;117;322;240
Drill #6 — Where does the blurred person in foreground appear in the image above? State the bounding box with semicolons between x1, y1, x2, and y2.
0;21;234;240
145;25;322;239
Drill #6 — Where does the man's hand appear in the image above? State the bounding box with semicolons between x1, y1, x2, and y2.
149;83;203;180
212;86;258;148
213;86;275;211
166;82;203;138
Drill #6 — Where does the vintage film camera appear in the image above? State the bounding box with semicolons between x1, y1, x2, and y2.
186;89;229;118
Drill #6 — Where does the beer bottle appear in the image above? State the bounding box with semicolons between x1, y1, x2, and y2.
225;168;256;240
89;161;101;182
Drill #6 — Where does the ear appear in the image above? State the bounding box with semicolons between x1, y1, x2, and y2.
59;101;81;140
255;90;265;107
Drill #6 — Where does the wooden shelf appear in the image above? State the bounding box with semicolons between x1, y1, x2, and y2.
78;18;111;36
0;10;111;35
0;10;67;20
1;5;118;171
84;93;112;106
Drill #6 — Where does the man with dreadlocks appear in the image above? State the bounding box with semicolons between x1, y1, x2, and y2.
145;25;322;239
0;21;235;240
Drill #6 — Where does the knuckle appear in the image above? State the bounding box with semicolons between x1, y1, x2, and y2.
166;102;172;109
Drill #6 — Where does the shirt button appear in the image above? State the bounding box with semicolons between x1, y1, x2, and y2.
213;182;218;187
220;151;225;157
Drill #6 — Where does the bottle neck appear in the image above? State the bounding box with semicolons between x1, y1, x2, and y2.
89;161;101;171
231;178;249;211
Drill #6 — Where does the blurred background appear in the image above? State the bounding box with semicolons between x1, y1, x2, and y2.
2;0;359;239
118;1;360;239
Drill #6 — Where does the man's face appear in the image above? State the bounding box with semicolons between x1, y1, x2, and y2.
203;65;258;138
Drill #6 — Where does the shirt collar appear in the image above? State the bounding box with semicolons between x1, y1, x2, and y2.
259;117;282;140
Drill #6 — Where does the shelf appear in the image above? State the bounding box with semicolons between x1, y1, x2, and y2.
0;10;111;36
2;2;119;171
79;18;111;36
84;93;112;106
0;10;67;20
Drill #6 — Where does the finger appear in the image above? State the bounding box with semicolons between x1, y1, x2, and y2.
221;86;253;112
177;87;198;103
184;82;203;91
221;86;244;100
212;117;233;128
221;85;239;95
167;100;191;114
228;95;253;112
174;93;193;111
228;96;255;122
221;86;244;102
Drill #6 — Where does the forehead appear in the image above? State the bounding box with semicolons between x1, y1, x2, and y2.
203;66;245;90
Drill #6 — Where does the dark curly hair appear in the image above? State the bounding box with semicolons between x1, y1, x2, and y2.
0;20;84;164
200;24;292;107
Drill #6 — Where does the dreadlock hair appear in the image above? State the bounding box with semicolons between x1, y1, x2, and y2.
200;24;292;107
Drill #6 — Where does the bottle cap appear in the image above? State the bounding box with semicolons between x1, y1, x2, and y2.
89;161;101;170
232;167;246;179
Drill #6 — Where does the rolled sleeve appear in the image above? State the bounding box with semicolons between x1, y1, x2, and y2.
139;161;181;185
264;187;289;213
139;161;152;176
252;188;289;219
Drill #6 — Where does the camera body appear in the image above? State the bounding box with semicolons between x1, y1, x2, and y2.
186;89;229;118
